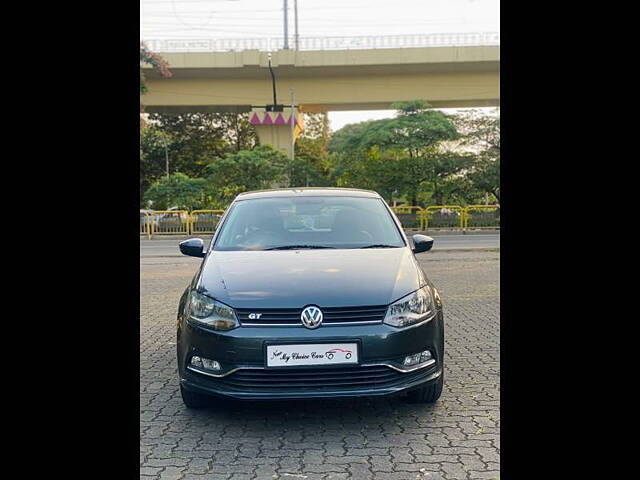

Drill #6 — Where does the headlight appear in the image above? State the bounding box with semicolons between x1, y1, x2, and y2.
187;291;238;331
384;287;437;328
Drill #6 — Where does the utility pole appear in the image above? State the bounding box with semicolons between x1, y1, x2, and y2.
283;0;289;50
164;137;169;177
294;0;299;50
290;88;296;164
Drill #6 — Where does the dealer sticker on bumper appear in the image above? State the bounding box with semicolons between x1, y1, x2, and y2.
267;343;358;367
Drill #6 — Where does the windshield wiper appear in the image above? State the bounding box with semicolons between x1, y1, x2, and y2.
265;245;336;250
359;244;401;249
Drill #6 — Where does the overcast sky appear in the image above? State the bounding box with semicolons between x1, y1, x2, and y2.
140;0;499;130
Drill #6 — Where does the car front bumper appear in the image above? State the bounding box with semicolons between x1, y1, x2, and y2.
177;311;444;400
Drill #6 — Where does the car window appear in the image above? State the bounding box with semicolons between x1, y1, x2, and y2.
214;196;405;251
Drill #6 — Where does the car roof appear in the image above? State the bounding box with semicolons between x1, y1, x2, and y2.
234;187;381;201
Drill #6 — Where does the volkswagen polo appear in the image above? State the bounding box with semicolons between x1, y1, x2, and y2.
176;188;444;407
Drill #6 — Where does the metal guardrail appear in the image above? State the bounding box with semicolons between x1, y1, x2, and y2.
143;32;500;53
425;206;465;230
391;206;426;231
464;205;500;230
139;205;499;238
150;210;190;235
391;205;500;232
190;210;225;234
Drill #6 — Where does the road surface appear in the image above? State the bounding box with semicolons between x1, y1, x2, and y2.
140;249;500;479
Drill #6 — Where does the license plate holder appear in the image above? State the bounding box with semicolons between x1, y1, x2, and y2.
265;343;359;367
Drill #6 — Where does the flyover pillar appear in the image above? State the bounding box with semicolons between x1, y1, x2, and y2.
249;107;304;158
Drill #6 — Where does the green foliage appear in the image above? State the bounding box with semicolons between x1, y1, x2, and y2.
139;113;258;204
453;109;500;201
341;101;459;157
139;100;500;210
290;113;334;187
140;126;173;199
143;173;207;210
329;101;464;205
331;147;404;202
468;157;500;202
203;145;292;205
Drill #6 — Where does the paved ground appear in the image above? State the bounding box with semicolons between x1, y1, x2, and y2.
140;249;500;480
140;233;499;258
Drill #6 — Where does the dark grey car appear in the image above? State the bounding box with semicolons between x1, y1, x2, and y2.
176;188;444;407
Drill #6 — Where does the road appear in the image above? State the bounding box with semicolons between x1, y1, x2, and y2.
140;249;500;479
140;233;499;258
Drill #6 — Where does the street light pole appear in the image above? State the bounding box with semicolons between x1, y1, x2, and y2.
164;138;169;177
290;88;295;164
283;0;289;49
294;0;299;50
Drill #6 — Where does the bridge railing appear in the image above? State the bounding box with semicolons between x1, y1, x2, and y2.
144;32;500;53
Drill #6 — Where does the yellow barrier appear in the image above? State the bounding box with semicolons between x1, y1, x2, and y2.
140;204;498;237
391;206;426;230
190;210;225;234
463;205;500;230
140;211;151;239
150;210;190;235
424;206;465;230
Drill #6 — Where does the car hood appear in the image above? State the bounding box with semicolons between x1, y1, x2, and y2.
197;248;425;309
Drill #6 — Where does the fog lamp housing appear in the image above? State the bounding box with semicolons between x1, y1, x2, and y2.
190;356;221;371
403;350;433;367
190;356;204;368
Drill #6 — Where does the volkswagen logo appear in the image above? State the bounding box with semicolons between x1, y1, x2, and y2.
300;306;323;329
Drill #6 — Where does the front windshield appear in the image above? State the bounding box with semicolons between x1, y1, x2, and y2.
214;196;405;251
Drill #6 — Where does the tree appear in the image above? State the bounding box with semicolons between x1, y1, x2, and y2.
329;101;462;205
145;112;258;179
453;109;500;202
331;146;406;203
143;173;207;210
290;113;334;187
403;149;476;205
140;126;174;204
140;42;172;112
203;146;292;205
467;156;500;203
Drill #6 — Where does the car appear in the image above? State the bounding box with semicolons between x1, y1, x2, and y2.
176;188;444;407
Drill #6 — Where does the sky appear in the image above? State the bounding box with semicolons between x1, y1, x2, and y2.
140;0;500;130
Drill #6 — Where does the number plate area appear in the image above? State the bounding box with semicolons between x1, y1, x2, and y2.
266;343;358;367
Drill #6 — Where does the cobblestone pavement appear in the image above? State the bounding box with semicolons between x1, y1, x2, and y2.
141;250;500;480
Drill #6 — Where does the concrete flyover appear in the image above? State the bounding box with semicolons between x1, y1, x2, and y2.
141;45;500;114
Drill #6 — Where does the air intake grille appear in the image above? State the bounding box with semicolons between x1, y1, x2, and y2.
213;365;430;391
236;305;387;327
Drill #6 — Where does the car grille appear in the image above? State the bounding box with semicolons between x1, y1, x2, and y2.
236;305;387;327
212;365;430;392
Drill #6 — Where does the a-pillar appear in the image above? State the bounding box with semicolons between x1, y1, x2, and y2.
249;107;304;158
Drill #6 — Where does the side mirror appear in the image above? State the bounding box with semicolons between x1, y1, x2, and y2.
179;238;205;258
412;234;434;254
